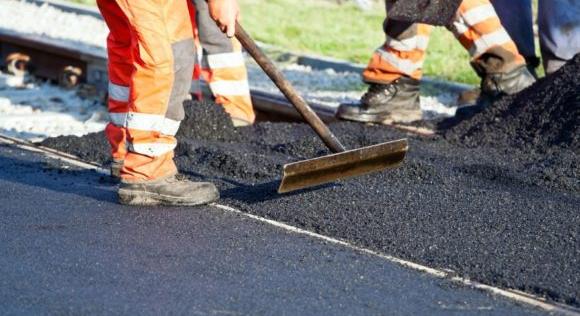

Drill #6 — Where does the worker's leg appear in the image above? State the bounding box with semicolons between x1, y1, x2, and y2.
109;0;194;182
193;0;255;126
362;20;433;84
449;0;525;73
448;0;535;98
538;0;580;74
97;0;218;205
490;0;538;70
96;0;131;177
337;0;433;124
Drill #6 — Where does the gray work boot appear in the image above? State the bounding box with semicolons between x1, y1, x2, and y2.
457;65;536;116
118;174;219;206
337;77;422;124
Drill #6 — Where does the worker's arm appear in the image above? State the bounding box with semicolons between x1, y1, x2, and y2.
207;0;240;37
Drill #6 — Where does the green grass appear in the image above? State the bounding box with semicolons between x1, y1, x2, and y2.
239;0;478;84
240;0;384;66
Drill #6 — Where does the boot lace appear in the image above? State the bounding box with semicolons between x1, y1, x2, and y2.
164;174;188;184
360;83;396;108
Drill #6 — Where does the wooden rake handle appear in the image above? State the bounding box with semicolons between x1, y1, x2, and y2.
235;22;346;153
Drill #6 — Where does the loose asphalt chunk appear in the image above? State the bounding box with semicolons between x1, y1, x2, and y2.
40;56;580;307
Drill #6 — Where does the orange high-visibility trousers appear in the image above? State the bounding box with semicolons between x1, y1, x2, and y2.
192;0;255;124
363;0;526;84
97;0;197;182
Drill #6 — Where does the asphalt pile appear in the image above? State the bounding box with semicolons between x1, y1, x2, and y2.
443;53;580;151
40;59;579;307
41;130;111;165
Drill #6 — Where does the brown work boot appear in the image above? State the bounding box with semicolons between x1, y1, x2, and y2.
337;77;422;123
456;65;536;116
480;65;536;97
118;174;219;206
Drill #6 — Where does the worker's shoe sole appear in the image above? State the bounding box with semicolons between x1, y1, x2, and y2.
336;104;391;123
118;176;219;206
231;117;253;127
380;109;423;124
338;103;423;124
118;188;219;206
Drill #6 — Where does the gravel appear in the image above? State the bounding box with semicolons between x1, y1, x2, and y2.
0;1;108;56
0;72;107;141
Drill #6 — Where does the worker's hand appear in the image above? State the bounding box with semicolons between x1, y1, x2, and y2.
207;0;240;38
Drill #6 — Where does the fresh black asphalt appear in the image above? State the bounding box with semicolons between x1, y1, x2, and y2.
33;53;580;312
0;144;550;315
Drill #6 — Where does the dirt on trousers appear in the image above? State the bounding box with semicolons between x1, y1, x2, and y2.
40;56;580;307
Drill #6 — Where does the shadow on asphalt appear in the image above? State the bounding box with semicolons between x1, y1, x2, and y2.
221;180;338;204
0;155;116;204
0;149;338;206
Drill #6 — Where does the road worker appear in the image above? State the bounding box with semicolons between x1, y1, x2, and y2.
337;0;536;123
192;0;256;127
97;0;239;206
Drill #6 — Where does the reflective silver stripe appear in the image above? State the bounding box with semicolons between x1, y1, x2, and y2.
376;47;424;76
108;82;129;102
105;112;178;136
209;80;250;96
109;112;127;127
469;29;512;57
385;35;430;52
128;141;176;157
461;4;497;26
125;112;181;136
159;118;181;136
452;18;469;36
206;52;245;69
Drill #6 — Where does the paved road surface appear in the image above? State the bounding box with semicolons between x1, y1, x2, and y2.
0;144;547;315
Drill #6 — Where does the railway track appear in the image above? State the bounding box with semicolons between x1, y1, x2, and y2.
0;29;336;122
